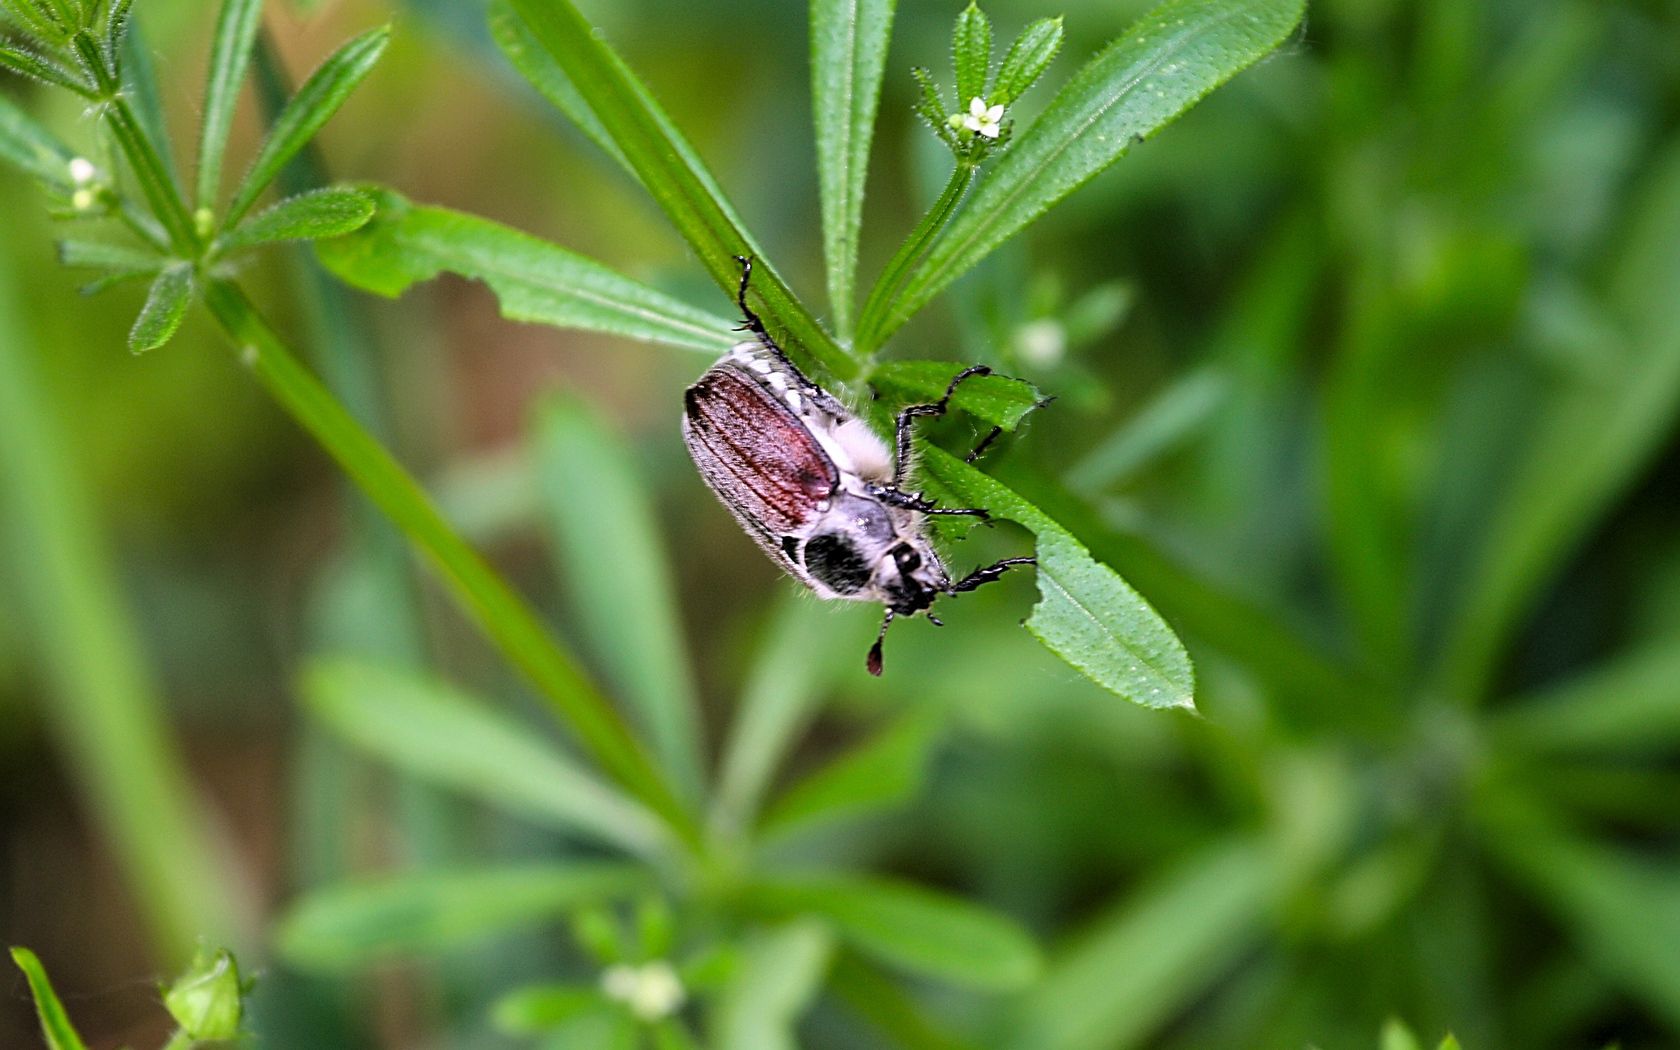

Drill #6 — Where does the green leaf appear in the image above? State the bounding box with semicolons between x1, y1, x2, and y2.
921;447;1195;710
712;921;834;1050
911;65;954;143
951;2;991;110
759;714;941;841
57;237;160;274
488;0;628;171
277;863;648;971
119;17;177;186
0;91;74;187
993;17;1063;106
316;187;738;353
9;948;90;1050
493;984;606;1034
224;24;389;226
879;0;1305;343
162;947;246;1042
219;185;374;249
302;659;671;858
870;360;1047;432
810;0;895;337
502;0;858;381
128;263;193;353
0;44;94;96
196;0;264;208
1066;367;1228;491
1492;644;1680;755
1437;1038;1464;1050
1381;1019;1423;1050
750;873;1041;990
1001;839;1280;1050
536;397;705;801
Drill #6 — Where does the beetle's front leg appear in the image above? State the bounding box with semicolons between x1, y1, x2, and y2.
949;556;1036;594
869;483;990;520
892;364;994;487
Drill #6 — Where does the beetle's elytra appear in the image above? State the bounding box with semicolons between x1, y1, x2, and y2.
682;257;1036;675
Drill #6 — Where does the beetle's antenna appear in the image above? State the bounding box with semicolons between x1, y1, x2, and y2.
866;608;896;676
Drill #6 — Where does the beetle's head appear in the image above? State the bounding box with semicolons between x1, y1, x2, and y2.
881;537;948;616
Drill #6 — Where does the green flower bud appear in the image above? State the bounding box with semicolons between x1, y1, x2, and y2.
163;948;246;1041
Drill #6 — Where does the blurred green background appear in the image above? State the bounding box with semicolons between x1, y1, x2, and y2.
4;0;1680;1047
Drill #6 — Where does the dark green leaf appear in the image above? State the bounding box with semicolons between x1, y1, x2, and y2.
0;92;74;187
911;66;954;143
492;984;606;1034
993;17;1063;106
921;447;1195;709
277;863;648;970
810;0;895;337
880;0;1306;342
219;185;374;249
302;659;671;858
128;263;192;353
196;0;265;208
9;948;90;1050
224;24;389;226
0;44;93;95
1066;367;1228;491
870;359;1047;432
316;187;738;353
951;2;991;110
759;715;941;841
750;873;1040;990
502;0;858;381
536;398;705;800
713;921;834;1050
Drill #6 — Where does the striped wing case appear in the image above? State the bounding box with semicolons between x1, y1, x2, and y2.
682;360;838;563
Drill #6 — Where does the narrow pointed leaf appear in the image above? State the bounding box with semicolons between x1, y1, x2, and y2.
951;2;991;109
10;948;90;1050
277;863;648;970
302;659;671;858
219;185;375;249
502;0;857;381
759;714;940;841
224;24;389;226
810;0;895;337
880;0;1305;342
119;19;177;185
993;17;1063;106
0;92;74;187
196;0;265;207
0;44;93;95
871;359;1047;432
57;237;160;273
713;921;834;1050
128;264;193;353
536;398;705;800
921;447;1194;709
316;188;737;353
751;873;1040;990
1493;645;1680;755
488;0;628;171
492;985;607;1034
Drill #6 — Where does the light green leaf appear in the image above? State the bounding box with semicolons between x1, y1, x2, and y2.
316;187;738;353
0;44;93;96
870;360;1047;432
811;0;895;337
277;863;648;970
219;185;374;250
57;237;161;274
128;263;193;353
488;0;629;171
536;397;705;800
1492;644;1680;755
1001;838;1280;1050
0;91;74;187
10;948;90;1050
879;0;1305;342
921;447;1194;710
302;659;671;858
197;0;265;208
224;24;389;226
1381;1019;1423;1050
759;715;940;842
493;984;606;1035
993;17;1063;106
502;0;858;381
1066;367;1228;491
750;873;1041;990
1437;1038;1464;1050
713;921;834;1050
119;17;177;185
952;2;991;110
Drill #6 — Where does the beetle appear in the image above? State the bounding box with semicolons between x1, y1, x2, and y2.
682;256;1036;675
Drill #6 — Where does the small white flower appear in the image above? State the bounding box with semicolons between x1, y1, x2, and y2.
68;157;97;184
1016;318;1067;366
600;961;686;1023
962;96;1005;139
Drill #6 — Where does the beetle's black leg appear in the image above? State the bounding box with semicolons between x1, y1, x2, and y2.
732;254;785;358
949;556;1036;594
866;608;896;676
869;484;990;520
892;365;994;487
965;425;1004;463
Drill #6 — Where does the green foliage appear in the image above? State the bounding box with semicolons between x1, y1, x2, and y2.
128;263;192;353
218;186;377;250
12;945;252;1050
10;948;89;1050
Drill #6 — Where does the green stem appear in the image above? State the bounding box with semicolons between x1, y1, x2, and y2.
103;98;196;250
199;279;698;846
855;163;976;356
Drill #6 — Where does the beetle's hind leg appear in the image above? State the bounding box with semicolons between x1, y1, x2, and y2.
950;556;1036;594
892;365;993;487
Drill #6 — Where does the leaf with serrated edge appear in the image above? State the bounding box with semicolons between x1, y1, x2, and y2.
316;188;737;353
880;0;1305;342
129;265;193;353
871;359;1046;432
921;447;1194;709
993;17;1063;105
